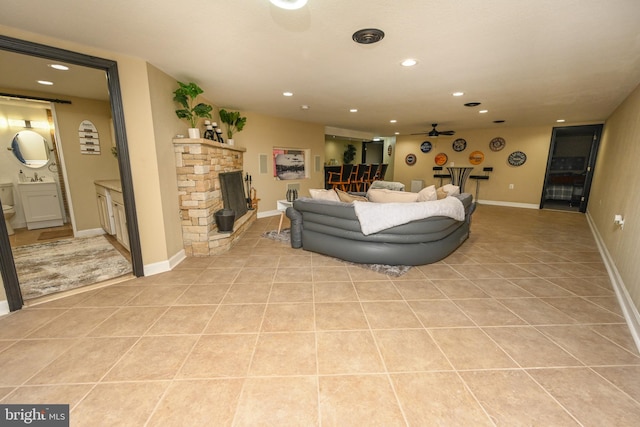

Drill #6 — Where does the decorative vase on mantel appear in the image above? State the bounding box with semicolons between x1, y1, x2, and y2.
227;138;234;146
188;128;200;139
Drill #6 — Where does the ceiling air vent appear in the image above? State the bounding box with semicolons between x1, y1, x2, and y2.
352;28;385;45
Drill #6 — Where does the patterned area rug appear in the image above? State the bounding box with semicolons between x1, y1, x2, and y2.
261;229;412;277
13;235;133;299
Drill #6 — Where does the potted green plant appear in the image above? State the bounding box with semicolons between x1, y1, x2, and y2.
173;81;213;139
219;109;247;145
343;143;356;164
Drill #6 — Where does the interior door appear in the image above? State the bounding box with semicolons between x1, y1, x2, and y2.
541;124;603;213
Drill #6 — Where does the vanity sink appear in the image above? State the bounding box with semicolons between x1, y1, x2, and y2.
18;177;55;184
17;179;64;229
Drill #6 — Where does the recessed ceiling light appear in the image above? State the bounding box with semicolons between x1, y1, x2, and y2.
390;119;397;123
452;92;464;97
556;119;566;123
401;59;417;67
464;102;481;107
300;105;310;110
394;132;400;135
352;28;385;44
349;108;358;113
37;80;53;86
283;91;293;97
479;110;488;114
269;0;307;10
49;64;69;71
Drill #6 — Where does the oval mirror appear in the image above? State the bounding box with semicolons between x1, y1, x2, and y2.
10;130;51;168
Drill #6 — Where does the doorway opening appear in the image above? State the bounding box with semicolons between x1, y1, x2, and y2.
541;124;603;213
0;35;143;312
361;140;384;164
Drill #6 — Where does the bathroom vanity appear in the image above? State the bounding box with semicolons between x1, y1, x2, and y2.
95;180;129;250
18;180;64;230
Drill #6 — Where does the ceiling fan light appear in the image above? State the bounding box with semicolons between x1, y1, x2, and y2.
269;0;308;10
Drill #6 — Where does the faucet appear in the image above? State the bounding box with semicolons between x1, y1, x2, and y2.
33;172;38;182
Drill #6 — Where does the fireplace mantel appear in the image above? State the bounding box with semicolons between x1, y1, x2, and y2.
173;138;256;256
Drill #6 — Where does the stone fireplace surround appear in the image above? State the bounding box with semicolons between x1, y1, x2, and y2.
173;138;257;256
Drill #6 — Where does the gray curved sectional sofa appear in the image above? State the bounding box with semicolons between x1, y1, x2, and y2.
286;193;476;265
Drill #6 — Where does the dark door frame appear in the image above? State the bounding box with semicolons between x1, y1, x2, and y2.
0;35;144;312
540;124;603;213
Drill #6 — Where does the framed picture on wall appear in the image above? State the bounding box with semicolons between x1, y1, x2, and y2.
273;148;308;180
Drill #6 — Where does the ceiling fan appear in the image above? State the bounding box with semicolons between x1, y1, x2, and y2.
412;123;456;137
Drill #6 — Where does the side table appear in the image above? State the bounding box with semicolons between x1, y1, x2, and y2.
276;200;293;233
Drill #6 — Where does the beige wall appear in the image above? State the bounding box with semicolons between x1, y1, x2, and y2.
54;97;119;230
324;137;363;166
145;63;187;261
588;82;640;313
395;126;556;205
234;111;326;210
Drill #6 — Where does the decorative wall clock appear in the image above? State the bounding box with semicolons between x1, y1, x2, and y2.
508;151;527;166
420;141;433;153
405;153;417;165
469;151;485;165
452;138;467;152
490;137;506;151
434;152;448;166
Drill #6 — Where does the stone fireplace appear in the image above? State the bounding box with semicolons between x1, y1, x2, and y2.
173;138;257;256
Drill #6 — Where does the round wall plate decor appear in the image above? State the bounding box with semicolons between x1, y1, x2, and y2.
405;153;417;166
452;138;467;152
490;137;506;151
434;152;448;166
508;151;527;166
469;151;485;165
420;141;433;153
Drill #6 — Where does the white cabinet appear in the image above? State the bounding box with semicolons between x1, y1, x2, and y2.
18;182;64;230
95;184;115;235
110;189;129;250
94;180;129;251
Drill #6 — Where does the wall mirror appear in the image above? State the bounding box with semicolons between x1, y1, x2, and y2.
10;130;51;168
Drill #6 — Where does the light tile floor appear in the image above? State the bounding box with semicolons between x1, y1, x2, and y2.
1;204;640;426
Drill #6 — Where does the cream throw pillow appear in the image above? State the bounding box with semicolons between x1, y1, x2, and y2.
335;189;369;203
441;184;460;196
367;188;419;203
309;188;340;202
417;185;438;202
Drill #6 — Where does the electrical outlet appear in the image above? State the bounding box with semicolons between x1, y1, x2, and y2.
508;184;514;190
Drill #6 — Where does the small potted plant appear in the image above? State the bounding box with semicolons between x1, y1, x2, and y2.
173;81;213;139
219;109;247;145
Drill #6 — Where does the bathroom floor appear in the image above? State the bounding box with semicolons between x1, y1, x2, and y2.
9;223;74;247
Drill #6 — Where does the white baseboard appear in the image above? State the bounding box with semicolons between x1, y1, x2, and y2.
258;209;281;219
76;228;106;238
477;199;540;209
586;212;640;353
143;249;186;276
0;300;9;317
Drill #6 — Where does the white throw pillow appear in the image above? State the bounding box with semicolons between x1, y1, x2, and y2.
309;188;340;202
367;188;419;203
442;184;460;196
417;185;438;202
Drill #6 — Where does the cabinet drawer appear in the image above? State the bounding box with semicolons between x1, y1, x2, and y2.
111;189;124;205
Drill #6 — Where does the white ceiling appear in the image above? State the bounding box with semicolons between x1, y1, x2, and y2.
1;0;640;136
